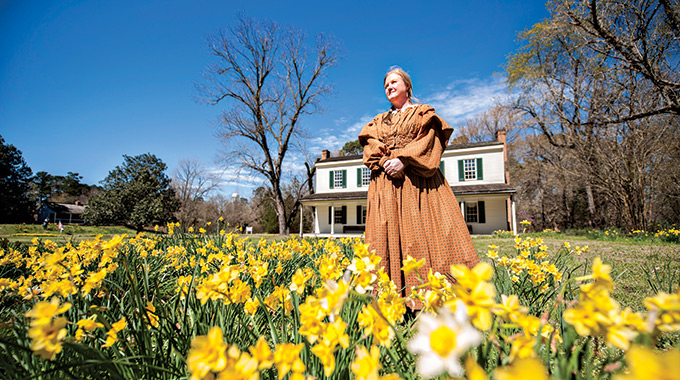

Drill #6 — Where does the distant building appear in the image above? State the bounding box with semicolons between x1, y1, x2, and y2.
38;201;86;225
301;129;517;235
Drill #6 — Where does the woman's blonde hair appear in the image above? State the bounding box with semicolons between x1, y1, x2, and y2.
384;66;414;99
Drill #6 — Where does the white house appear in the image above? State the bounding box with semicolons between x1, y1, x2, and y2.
301;130;517;235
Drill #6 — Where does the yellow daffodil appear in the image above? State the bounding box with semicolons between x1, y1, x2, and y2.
76;315;103;332
614;345;680;380
248;336;273;370
492;294;528;322
464;355;487;380
27;317;68;360
351;345;382;380
644;291;680;332
187;327;228;380
25;297;72;327
311;341;336;376
402;255;425;276
273;343;305;378
494;357;549;380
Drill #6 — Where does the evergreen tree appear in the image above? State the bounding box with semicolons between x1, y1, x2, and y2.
84;154;179;231
0;135;34;223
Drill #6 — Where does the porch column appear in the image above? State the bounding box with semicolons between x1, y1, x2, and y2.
511;195;518;235
314;207;319;234
330;205;335;235
299;204;303;238
460;201;465;220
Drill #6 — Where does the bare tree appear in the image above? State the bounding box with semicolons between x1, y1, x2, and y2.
552;0;680;122
506;0;680;230
172;158;220;227
198;16;338;234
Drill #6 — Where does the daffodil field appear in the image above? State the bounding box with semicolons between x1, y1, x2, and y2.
0;227;679;379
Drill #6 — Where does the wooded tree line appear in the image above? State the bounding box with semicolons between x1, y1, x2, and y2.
0;132;305;232
455;0;680;231
170;157;313;234
0;134;99;223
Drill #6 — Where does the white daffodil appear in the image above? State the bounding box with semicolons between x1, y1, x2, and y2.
407;300;482;379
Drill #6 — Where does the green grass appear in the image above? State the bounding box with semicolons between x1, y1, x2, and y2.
0;223;137;244
472;234;680;312
0;224;298;245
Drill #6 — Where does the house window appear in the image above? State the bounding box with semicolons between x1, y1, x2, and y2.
328;206;347;224
458;158;484;181
362;168;371;186
334;170;344;188
357;205;367;224
356;167;371;187
333;170;345;187
465;201;486;224
465;202;478;223
464;159;477;180
329;170;347;189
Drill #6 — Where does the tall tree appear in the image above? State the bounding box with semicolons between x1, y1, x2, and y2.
507;0;680;230
32;171;91;203
0;135;34;223
84;154;179;231
554;0;680;121
198;16;338;234
172;158;220;227
339;139;363;156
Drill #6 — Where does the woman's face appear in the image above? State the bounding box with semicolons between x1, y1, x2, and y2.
384;72;409;108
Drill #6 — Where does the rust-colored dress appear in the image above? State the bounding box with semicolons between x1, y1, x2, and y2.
359;104;479;299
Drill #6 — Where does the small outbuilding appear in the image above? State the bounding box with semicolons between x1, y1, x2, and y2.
37;201;86;225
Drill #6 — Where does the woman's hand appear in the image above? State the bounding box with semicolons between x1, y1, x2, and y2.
384;158;405;177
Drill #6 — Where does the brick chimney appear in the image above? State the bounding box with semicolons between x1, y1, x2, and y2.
495;129;510;185
321;149;330;160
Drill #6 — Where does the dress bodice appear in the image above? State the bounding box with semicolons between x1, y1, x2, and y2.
377;106;421;149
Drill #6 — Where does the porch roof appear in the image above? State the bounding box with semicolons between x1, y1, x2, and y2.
301;183;516;202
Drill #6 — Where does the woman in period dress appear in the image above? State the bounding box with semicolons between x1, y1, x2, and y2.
358;67;479;302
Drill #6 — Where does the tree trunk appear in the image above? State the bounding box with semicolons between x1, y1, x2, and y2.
585;183;596;228
273;186;289;235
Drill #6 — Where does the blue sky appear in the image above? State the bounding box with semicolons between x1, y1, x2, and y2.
0;0;549;198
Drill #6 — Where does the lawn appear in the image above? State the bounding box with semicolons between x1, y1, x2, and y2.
472;235;680;312
0;223;138;244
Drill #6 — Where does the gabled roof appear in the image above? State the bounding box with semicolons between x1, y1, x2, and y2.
316;140;503;164
42;202;86;214
301;183;515;202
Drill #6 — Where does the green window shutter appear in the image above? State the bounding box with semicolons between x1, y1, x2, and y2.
329;170;334;189
341;206;347;224
458;160;465;181
356;205;362;224
357;168;362;187
328;207;332;224
439;160;445;176
476;158;483;180
478;201;486;223
342;170;347;188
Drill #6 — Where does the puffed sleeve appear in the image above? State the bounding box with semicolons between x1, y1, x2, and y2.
391;107;453;178
358;116;391;171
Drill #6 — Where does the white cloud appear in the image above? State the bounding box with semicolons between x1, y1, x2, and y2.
310;75;511;157
309;115;373;154
426;76;510;124
208;165;263;190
